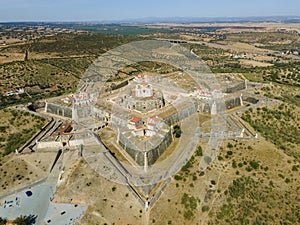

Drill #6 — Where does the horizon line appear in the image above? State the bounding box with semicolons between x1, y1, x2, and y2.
1;15;300;24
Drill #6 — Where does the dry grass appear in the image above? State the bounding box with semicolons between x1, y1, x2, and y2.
0;109;47;156
151;136;300;224
239;59;273;67
55;155;144;225
0;152;53;195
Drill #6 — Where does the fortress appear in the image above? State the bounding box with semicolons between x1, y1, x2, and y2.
110;74;177;167
43;73;258;169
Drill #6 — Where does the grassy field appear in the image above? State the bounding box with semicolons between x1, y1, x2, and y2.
0;33;141;109
72;24;173;35
242;103;300;159
0;109;48;156
151;138;300;225
223;32;300;51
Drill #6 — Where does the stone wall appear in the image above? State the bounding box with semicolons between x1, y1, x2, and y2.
242;96;259;104
36;139;84;149
45;102;72;118
116;99;199;166
135;98;164;112
225;95;259;110
163;101;197;126
224;81;246;93
225;97;242;110
147;129;173;165
197;101;211;114
118;129;173;166
110;80;129;91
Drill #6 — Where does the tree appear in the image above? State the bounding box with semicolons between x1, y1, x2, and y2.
13;215;36;225
196;146;203;156
227;142;233;148
13;215;29;225
249;160;259;170
0;217;7;225
173;125;182;138
202;205;210;212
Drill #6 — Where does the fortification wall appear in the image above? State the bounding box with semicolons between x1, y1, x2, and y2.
242;96;259;104
117;100;198;166
163;102;197;126
197;101;211;114
45;102;72;118
224;95;259;110
73;105;94;121
146;129;173;165
36;139;84;149
225;97;242;110
118;129;173;166
36;141;62;149
136;98;163;112
225;81;246;93
109;80;129;91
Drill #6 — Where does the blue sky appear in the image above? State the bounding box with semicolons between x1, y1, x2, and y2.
0;0;299;22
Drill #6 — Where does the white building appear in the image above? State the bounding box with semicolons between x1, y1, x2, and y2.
135;84;154;98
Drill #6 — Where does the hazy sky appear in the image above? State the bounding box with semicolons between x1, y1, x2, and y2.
0;0;299;22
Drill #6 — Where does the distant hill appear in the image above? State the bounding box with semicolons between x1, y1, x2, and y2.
1;16;300;26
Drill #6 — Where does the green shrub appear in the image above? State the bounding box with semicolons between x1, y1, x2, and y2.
0;217;7;225
227;143;234;148
13;215;30;225
292;165;298;171
232;160;237;168
196;146;203;156
202;205;210;212
174;175;182;180
0;126;8;133
183;210;194;220
173;125;182;138
249;160;260;170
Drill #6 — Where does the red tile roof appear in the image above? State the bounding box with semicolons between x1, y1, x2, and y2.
149;116;160;122
130;117;141;123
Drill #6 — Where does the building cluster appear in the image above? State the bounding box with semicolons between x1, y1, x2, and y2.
117;114;172;167
133;74;151;83
281;49;299;56
135;84;154;98
191;87;223;100
61;82;97;106
4;88;24;96
278;28;299;35
231;53;248;59
113;74;165;112
127;116;164;138
44;72;254;169
61;91;94;106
